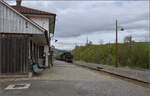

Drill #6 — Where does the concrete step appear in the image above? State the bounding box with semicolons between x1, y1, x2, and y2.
0;74;28;78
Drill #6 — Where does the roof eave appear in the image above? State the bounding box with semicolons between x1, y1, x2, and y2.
11;5;56;16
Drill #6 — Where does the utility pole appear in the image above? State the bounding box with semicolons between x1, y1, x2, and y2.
115;20;118;68
75;43;77;60
86;37;88;62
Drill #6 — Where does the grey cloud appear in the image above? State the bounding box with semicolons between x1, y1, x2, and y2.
54;3;149;37
8;1;149;38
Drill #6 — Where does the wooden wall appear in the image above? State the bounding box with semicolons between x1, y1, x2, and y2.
0;37;29;74
0;1;44;34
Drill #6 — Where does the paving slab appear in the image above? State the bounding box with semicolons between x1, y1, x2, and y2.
0;61;150;96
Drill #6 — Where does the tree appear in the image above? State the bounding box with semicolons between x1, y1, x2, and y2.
89;41;93;45
124;35;132;43
99;39;104;45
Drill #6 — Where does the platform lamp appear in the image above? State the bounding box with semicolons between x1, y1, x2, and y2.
115;19;124;68
49;39;58;67
55;39;58;42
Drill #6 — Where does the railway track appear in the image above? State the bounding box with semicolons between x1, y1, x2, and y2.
73;63;150;88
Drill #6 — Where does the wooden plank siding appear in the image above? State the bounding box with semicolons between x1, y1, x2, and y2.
0;1;51;75
0;37;29;74
0;1;45;34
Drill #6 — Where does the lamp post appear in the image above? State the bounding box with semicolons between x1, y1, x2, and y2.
115;20;124;68
115;20;118;68
49;36;58;68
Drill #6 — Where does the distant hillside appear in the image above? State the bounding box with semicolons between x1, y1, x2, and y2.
72;42;150;69
53;48;70;56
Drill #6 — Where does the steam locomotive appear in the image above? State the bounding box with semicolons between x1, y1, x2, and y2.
56;52;73;63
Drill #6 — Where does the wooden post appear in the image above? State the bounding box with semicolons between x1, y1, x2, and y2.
115;20;118;68
49;37;51;68
86;37;88;62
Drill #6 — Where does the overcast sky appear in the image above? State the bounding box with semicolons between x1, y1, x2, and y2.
7;0;149;50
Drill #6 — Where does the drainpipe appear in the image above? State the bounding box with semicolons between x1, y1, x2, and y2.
44;30;49;46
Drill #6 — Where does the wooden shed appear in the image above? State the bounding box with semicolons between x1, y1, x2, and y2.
0;0;55;77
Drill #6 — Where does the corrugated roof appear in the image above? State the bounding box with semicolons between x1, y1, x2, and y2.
11;5;56;16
